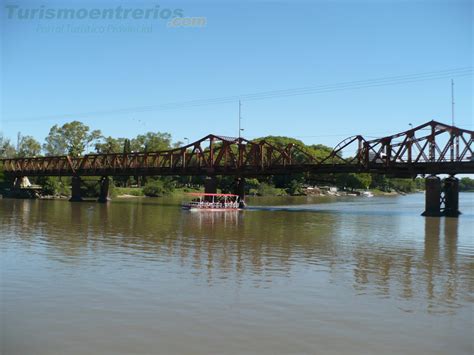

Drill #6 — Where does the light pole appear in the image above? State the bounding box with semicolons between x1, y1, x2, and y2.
238;100;244;139
184;137;189;146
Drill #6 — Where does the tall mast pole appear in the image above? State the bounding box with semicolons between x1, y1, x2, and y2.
450;79;458;160
238;100;242;139
451;79;455;127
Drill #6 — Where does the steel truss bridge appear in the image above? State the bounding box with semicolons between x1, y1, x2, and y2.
1;121;473;178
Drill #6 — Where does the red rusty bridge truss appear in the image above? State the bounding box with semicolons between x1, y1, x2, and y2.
1;121;473;178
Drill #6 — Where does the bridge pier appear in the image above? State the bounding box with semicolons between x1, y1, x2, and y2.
204;176;217;194
235;177;246;208
422;175;461;217
204;176;217;201
422;175;442;217
69;176;83;202
443;176;460;217
98;176;111;203
13;176;31;189
13;176;23;189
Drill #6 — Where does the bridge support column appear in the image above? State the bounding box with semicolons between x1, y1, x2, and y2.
69;176;83;202
422;175;441;217
443;176;460;217
13;177;22;189
235;177;246;208
98;176;111;203
13;176;30;189
204;176;217;201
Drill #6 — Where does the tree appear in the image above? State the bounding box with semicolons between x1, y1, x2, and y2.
143;178;175;197
0;134;16;158
43;121;101;156
336;173;371;191
356;173;372;190
17;135;41;157
95;137;127;154
371;174;390;191
251;136;333;190
459;177;474;191
130;132;172;152
287;179;305;195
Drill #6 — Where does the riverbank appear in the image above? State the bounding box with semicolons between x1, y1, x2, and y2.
0;185;408;200
111;186;405;199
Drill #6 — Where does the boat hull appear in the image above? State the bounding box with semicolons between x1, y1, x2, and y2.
182;206;242;212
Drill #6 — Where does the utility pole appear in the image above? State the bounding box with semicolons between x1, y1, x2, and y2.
17;132;21;152
450;79;458;160
238;100;242;139
451;79;455;127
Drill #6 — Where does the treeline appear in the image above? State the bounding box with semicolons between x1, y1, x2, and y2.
459;177;474;191
1;120;472;196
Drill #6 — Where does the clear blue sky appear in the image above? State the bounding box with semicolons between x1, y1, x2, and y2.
1;0;472;149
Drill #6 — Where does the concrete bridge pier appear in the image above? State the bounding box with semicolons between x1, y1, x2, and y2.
14;176;23;189
98;176;111;203
422;175;442;217
69;176;83;202
235;177;246;208
204;176;217;201
13;176;33;189
443;176;460;217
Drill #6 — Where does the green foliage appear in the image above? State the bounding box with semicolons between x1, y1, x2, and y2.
80;177;101;197
255;136;306;147
143;181;165;197
370;174;391;191
388;179;416;193
370;176;424;193
245;178;260;191
459;177;474;191
42;177;61;196
336;173;372;191
143;178;175;197
257;183;284;196
39;177;70;196
0;166;9;192
357;173;372;190
110;187;144;197
43;121;101;156
286;179;305;195
216;176;236;194
253;136;333;163
131;132;172;152
0;134;16;158
17;135;41;157
95;132;172;155
309;144;334;159
95;137;127;154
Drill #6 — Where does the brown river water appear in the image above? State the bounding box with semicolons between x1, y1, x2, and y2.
1;193;473;355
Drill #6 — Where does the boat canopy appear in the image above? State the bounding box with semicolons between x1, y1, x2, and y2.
186;193;239;197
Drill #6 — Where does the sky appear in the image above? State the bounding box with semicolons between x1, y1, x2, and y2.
1;0;472;150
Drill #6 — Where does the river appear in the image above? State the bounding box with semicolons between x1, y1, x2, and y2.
1;193;473;355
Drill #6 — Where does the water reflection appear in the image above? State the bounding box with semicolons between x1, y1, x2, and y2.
1;197;473;315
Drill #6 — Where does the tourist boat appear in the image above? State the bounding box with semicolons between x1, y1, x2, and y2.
182;193;243;211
